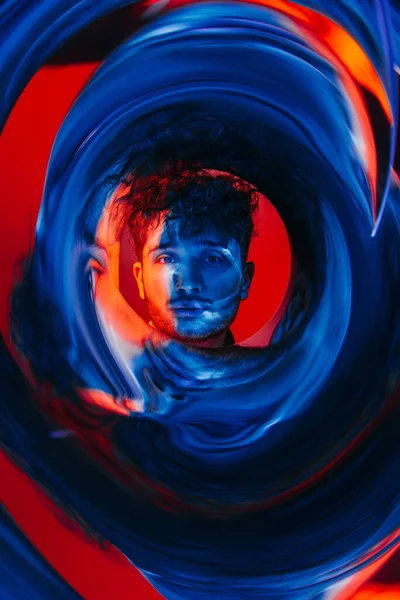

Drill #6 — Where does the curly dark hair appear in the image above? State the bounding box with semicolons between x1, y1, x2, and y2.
117;167;259;261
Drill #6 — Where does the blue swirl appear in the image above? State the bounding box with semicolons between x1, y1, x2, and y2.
1;1;400;599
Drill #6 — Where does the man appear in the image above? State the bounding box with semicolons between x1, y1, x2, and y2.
124;168;258;348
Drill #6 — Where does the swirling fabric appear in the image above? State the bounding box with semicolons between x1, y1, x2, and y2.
1;1;400;599
0;504;80;600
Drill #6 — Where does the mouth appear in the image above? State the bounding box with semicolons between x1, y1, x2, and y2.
169;303;209;317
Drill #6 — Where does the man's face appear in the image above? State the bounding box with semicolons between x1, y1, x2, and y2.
133;212;254;345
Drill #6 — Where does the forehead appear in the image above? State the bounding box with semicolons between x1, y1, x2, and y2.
143;212;237;251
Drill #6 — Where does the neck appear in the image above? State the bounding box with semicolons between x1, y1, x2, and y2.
189;329;229;349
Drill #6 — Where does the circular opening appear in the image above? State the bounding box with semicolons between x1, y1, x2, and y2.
118;189;292;346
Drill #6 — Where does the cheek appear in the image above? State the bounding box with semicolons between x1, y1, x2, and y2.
144;266;174;302
209;269;242;299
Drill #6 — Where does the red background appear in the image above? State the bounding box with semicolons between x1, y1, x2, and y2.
119;192;292;344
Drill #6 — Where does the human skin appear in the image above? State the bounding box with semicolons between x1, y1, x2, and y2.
133;213;255;348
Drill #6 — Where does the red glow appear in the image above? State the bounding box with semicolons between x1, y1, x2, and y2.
255;0;392;123
0;64;99;344
349;585;400;599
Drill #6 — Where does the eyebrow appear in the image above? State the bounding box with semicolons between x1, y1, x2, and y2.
148;240;227;255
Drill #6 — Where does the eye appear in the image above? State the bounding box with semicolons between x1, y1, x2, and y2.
204;254;225;264
157;255;177;264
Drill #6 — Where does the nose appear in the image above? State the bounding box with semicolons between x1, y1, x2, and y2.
173;260;204;293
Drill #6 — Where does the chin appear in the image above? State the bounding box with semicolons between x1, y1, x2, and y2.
150;311;236;343
155;322;219;343
169;331;214;343
174;324;230;343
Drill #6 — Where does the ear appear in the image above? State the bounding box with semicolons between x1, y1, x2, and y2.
240;261;255;300
133;261;145;300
